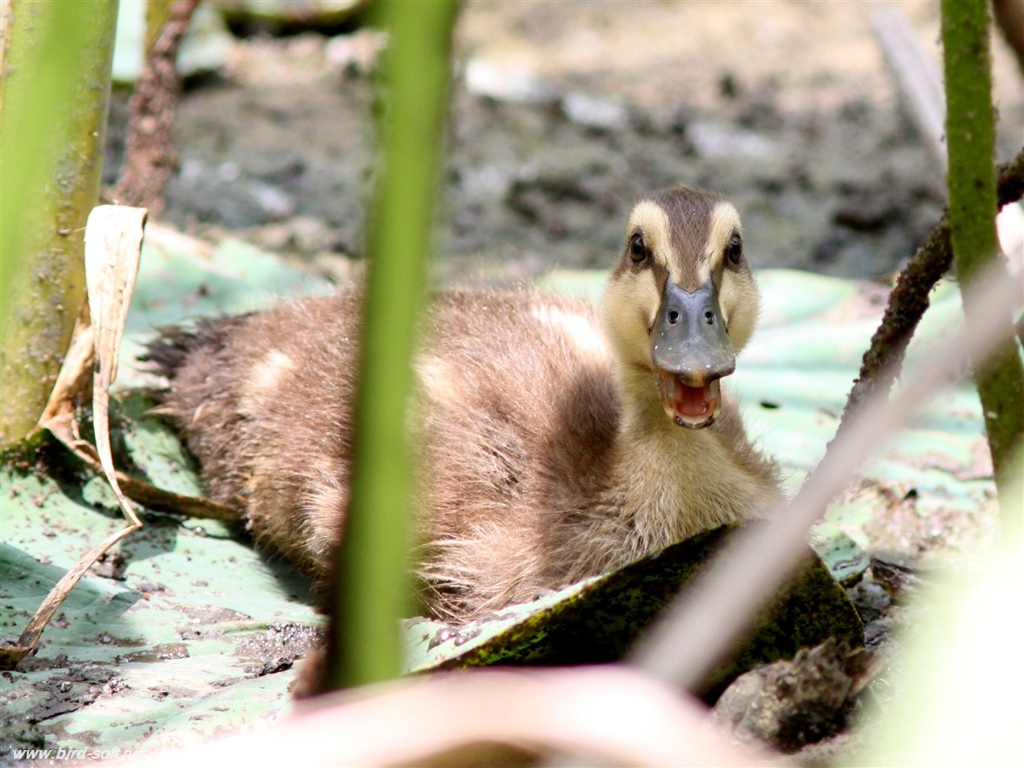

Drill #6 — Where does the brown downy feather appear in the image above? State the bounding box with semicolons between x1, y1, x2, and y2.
147;186;782;621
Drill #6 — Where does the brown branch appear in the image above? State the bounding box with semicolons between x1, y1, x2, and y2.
110;0;200;216
835;144;1024;433
997;144;1024;207
993;0;1024;76
44;411;240;524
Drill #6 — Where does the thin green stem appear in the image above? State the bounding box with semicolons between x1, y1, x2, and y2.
326;1;459;690
940;0;1024;504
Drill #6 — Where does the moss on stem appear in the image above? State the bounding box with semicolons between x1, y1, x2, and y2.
1;0;118;445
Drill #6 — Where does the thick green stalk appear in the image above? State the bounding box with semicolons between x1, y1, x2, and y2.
326;1;459;690
940;0;1024;504
0;0;118;445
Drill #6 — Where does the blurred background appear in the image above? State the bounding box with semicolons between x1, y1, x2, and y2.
103;0;1024;283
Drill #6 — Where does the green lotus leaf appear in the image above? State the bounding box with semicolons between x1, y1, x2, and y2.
0;246;997;757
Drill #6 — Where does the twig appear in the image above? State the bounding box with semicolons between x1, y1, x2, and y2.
834;145;1024;439
43;411;239;523
872;10;946;167
8;519;141;666
110;0;200;215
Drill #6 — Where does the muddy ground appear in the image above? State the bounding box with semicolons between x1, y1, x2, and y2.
104;1;1024;286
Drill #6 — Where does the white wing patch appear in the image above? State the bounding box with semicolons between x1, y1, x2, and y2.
418;355;461;407
240;349;295;417
531;303;608;359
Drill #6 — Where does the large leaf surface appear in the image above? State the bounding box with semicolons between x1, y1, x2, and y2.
0;236;996;758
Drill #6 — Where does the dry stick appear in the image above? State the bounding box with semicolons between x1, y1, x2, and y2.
43;413;238;522
110;470;238;521
629;264;1021;691
110;0;200;215
873;10;947;166
835;145;1024;436
9;525;143;665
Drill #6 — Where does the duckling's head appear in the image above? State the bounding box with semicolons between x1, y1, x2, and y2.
602;186;760;429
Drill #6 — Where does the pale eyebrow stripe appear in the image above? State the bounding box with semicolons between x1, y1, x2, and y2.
627;200;673;274
697;201;742;284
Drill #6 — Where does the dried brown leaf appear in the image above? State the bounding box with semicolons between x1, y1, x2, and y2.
6;205;149;666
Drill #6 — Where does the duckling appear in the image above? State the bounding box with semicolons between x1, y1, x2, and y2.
147;185;781;621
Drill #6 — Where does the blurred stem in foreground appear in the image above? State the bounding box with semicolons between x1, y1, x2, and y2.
325;1;459;690
940;0;1024;507
0;0;118;446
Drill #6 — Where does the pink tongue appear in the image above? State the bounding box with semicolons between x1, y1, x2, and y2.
675;381;713;418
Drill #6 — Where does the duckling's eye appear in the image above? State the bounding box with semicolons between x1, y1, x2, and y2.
725;233;743;265
629;232;649;263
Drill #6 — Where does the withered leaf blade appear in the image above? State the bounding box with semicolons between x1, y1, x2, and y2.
85;204;148;525
6;205;149;666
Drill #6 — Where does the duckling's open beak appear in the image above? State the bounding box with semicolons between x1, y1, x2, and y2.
651;278;735;429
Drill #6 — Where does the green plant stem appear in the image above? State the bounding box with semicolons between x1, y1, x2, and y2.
941;0;1024;502
326;0;459;691
0;0;118;446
